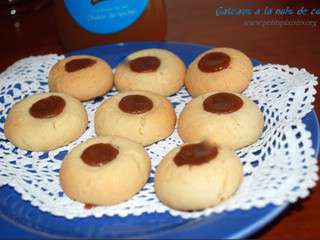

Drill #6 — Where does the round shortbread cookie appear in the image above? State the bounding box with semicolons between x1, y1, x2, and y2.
95;90;176;146
114;48;186;96
60;136;151;206
4;92;88;151
185;47;253;97
154;142;243;211
48;55;113;101
178;92;264;149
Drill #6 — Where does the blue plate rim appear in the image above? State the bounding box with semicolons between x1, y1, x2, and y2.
0;41;319;239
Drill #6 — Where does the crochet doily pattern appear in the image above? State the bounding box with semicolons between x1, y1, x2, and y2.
0;54;318;219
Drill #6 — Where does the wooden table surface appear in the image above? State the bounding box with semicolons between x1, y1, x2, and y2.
1;0;319;239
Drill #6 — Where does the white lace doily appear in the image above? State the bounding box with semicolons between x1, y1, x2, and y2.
0;54;318;219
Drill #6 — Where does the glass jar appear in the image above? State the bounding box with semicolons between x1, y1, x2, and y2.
53;0;167;51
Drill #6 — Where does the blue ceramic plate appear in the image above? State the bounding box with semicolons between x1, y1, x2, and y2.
0;42;319;239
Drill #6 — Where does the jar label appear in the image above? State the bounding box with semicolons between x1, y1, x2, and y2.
64;0;149;34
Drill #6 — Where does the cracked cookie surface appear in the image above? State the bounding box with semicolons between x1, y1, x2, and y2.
114;48;186;96
4;92;88;151
178;91;264;149
60;136;151;206
94;90;176;146
48;55;113;101
185;47;253;97
154;142;243;211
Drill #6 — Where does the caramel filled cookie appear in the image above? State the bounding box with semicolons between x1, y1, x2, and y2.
95;91;176;146
178;92;264;149
155;142;243;211
4;92;88;151
114;49;186;96
49;55;113;101
60;136;151;206
185;47;253;97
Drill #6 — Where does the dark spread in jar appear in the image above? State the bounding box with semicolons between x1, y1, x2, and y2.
65;58;96;72
174;142;218;167
53;0;167;51
29;95;66;119
203;92;243;114
81;143;119;167
198;52;230;73
129;56;160;73
118;95;153;114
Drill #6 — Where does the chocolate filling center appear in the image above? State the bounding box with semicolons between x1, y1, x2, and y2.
65;58;96;72
174;142;218;167
198;52;230;73
129;56;161;73
203;92;243;114
29;95;65;119
81;143;119;167
118;95;153;114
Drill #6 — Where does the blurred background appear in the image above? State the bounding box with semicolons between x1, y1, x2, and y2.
1;0;319;73
0;0;319;238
